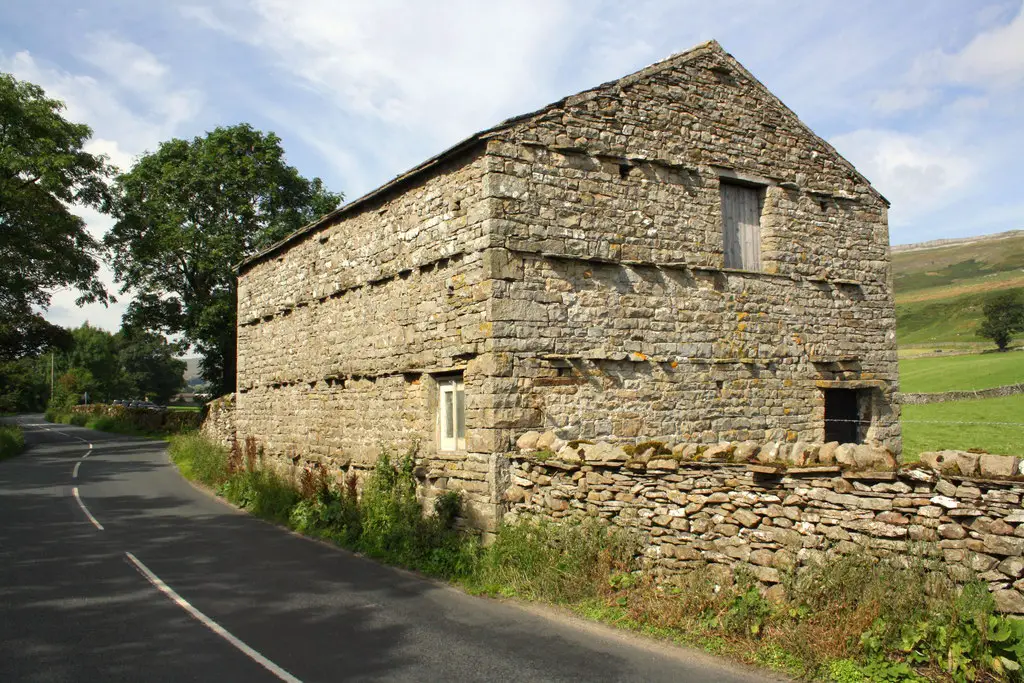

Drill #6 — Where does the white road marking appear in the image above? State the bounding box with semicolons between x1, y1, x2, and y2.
72;462;81;479
72;487;104;530
125;553;302;683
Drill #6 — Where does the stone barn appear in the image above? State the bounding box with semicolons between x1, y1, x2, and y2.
231;40;900;530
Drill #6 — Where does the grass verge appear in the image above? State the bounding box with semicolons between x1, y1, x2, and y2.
0;424;25;461
899;350;1024;393
169;433;1024;681
902;394;1024;461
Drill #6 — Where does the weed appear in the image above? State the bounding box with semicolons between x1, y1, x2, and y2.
169;433;229;486
433;491;462;530
474;517;638;603
632;441;672;456
0;425;25;460
533;448;554;462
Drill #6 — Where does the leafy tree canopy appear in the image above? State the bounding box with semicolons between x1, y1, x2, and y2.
0;72;112;316
105;124;341;395
0;302;73;360
978;290;1024;351
116;327;186;404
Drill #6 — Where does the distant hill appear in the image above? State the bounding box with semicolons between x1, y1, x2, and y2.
183;357;202;383
892;230;1024;347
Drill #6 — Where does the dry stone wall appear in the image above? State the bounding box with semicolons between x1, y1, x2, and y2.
201;394;236;446
506;436;1024;614
899;383;1024;405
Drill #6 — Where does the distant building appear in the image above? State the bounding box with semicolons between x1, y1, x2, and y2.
231;41;899;529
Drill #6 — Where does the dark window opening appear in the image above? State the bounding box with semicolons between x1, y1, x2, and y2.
824;389;864;444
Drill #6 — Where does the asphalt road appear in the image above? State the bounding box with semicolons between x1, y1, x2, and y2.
0;415;776;682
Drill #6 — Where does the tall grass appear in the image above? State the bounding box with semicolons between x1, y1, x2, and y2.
472;517;638;603
0;425;25;460
169;432;230;486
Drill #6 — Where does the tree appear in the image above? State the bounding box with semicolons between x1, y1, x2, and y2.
0;303;72;361
0;356;52;413
0;73;112;321
977;290;1024;351
116;328;185;403
105;124;341;395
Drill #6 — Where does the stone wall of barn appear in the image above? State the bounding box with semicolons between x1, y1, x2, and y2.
233;148;510;529
479;41;899;450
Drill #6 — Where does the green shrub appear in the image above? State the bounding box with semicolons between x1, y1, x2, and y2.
433;490;462;530
68;412;88;427
475;517;639;602
169;433;230;486
716;580;774;637
219;469;300;524
289;471;361;544
357;451;419;552
0;425;25;460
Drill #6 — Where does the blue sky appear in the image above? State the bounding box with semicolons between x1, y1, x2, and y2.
3;0;1023;331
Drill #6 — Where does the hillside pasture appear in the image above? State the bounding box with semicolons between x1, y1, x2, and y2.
892;231;1024;294
896;286;1023;347
898;350;1024;393
901;394;1024;460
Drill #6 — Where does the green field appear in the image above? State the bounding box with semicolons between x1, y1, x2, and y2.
893;231;1024;350
901;394;1024;460
898;350;1024;393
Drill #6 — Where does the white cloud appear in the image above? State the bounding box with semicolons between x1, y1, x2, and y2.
1;42;200;162
186;0;575;153
830;129;978;225
913;3;1024;90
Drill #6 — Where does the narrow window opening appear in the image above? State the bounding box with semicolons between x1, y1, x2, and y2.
720;181;763;271
437;375;466;452
618;163;631;179
823;389;865;444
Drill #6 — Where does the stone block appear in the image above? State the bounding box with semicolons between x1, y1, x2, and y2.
535;431;558;450
647;458;679;471
732;509;760;528
733;440;759;462
515;430;541;451
818;441;839;465
581;442;629;464
956;451;981;477
919;450;960;475
994;590;1024;614
984;534;1024;557
939;523;967;540
998;557;1024;579
701;442;734;462
835;443;857;468
980;454;1018;479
